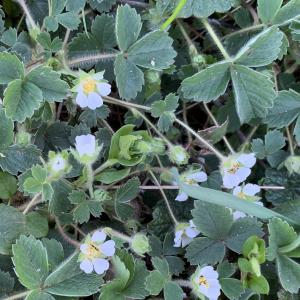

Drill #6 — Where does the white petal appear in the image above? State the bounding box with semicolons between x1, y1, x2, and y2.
181;235;193;247
97;82;111;96
235;167;251;183
87;92;103;110
174;230;183;247
185;227;199;238
238;153;256;168
80;244;89;254
232;186;242;196
187;171;207;182
92;258;109;274
80;259;93;274
223;173;240;189
92;231;106;243
175;191;188;202
200;266;219;280
100;240;115;257
75;134;96;156
243;183;260;196
233;210;246;220
76;91;88;108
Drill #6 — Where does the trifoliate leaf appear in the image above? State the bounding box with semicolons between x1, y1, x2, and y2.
127;30;176;71
12;235;49;289
37;32;63;54
0;52;24;84
272;0;300;25
116;4;142;51
181;62;231;102
179;0;237;18
26;66;69;102
0;108;13;148
251;130;286;159
230;64;276;123
44;253;102;297
234;27;284;67
265;90;300;128
151;93;179;132
114;54;144;100
258;0;283;24
4;79;43;122
0;171;17;199
0;204;26;255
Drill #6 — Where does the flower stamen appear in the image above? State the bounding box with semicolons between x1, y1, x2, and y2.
83;79;97;94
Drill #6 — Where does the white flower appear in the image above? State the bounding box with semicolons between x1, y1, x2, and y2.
221;153;256;189
233;183;260;199
74;72;111;110
75;134;96;157
79;230;115;274
175;171;208;202
174;220;200;247
192;266;221;300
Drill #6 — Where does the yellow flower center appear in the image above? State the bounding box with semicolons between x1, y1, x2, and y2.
237;191;246;199
199;276;209;288
82;79;97;94
86;242;101;259
228;163;240;174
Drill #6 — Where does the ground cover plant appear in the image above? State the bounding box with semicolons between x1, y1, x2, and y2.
1;0;300;299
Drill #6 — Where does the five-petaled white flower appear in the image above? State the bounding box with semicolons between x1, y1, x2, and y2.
74;71;111;110
174;220;200;247
176;170;207;202
192;266;221;300
221;153;256;189
79;230;115;274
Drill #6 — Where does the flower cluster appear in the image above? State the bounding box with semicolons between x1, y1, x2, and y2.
73;71;111;110
220;153;256;189
78;230;115;274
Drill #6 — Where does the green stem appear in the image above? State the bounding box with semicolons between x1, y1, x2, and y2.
286;127;295;156
175;279;192;288
174;117;225;160
201;18;231;60
86;164;94;198
2;291;30;300
149;170;179;225
103;227;133;243
93;160;115;176
222;24;264;41
132;108;174;149
103;96;150;111
22;193;42;215
160;0;187;30
279;235;300;254
82;8;89;38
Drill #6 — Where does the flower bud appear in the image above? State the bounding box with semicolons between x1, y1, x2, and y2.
47;150;71;180
169;145;189;165
284;155;300;175
131;233;151;256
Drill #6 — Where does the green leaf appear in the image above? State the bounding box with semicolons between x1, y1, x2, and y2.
234;26;283;67
164;281;184;300
251;130;285;159
179;0;237;18
185;237;225;265
12;235;49;289
26;66;69;102
220;278;244;300
0;52;24;84
0;270;15;297
258;0;283;24
26;291;55;300
95;167;131;184
116;177;140;203
265;90;300;128
230;64;276;123
56;12;80;30
42;238;64;271
114;54;144;100
145;270;166;295
152;257;170;278
0;204;26;255
181;62;230;101
44;253;102;297
198;119;229;145
173;168;297;224
0;108;13;148
0;171;17;199
4;79;43;122
192;201;233;240
272;0;300;25
36;32;63;53
127;30;176;71
26;212;49;238
276;254;300;293
115;4;142;51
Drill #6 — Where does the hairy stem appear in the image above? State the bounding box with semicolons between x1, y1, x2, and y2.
16;0;36;29
201;18;231;60
3;291;30;300
286;126;295;156
55;217;80;248
68;53;118;67
103;96;151;111
22;193;42;215
104;228;132;243
86;164;94;198
149;170;179;225
160;0;187;30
